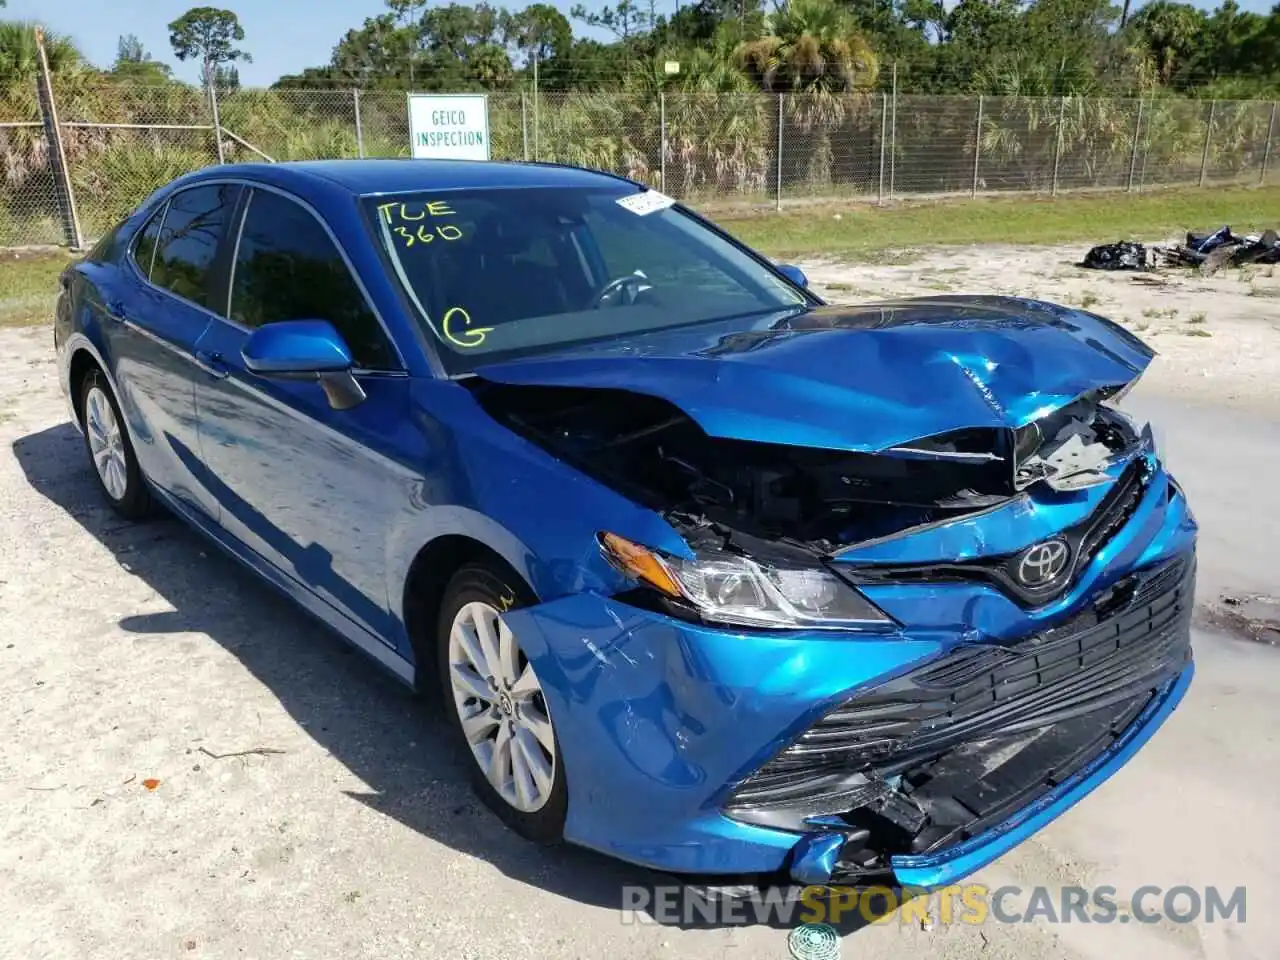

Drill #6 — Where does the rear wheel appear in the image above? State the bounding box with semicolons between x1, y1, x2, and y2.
436;563;566;843
78;369;151;520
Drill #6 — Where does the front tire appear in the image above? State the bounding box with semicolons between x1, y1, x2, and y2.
78;369;151;520
436;563;567;844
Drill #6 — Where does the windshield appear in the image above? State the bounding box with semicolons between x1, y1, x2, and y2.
363;186;808;374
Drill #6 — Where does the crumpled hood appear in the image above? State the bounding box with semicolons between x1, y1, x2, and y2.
472;296;1155;452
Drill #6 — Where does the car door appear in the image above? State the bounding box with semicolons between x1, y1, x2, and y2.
191;184;411;643
103;182;241;519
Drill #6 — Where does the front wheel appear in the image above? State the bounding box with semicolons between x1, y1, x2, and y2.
436;563;567;843
78;369;151;520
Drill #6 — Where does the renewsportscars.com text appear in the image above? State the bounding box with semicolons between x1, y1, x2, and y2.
620;883;1247;927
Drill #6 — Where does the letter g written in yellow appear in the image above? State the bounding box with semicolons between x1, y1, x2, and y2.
441;306;493;349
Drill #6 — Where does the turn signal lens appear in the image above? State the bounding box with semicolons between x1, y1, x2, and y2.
599;532;684;598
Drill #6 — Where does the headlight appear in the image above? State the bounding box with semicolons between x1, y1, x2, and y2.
600;533;892;630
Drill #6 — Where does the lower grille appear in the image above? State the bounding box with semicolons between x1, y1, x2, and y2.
726;554;1194;814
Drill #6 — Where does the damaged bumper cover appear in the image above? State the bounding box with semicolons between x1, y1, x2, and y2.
500;462;1197;886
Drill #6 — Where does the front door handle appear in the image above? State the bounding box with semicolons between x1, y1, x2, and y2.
194;349;230;379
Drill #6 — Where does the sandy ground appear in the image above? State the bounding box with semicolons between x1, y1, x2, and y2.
1;246;1278;960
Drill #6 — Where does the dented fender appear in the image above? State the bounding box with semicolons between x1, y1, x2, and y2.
499;594;941;872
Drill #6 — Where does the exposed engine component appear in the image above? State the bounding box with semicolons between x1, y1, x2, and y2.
469;379;1147;552
1013;391;1142;492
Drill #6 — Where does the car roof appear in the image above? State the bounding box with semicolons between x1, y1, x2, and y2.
190;159;640;196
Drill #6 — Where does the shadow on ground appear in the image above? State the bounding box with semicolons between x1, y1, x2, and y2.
13;420;881;935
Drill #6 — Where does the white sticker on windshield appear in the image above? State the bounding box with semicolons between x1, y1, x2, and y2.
617;190;676;216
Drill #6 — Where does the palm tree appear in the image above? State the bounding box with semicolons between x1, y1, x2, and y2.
0;21;85;79
736;0;878;96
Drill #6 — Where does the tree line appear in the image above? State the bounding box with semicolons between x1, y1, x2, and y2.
6;0;1280;98
4;0;1280;248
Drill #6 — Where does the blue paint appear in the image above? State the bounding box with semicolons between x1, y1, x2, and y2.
241;319;355;375
52;159;1196;882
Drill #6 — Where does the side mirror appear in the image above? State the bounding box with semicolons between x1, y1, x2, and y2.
241;319;366;410
776;263;808;289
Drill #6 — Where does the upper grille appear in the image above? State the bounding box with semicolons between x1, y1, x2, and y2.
726;554;1194;811
841;459;1151;607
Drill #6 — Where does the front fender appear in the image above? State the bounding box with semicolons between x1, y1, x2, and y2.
384;378;694;655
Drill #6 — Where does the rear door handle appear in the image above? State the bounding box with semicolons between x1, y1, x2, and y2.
104;299;126;322
194;349;230;379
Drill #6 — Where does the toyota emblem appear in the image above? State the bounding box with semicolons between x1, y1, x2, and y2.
1016;538;1070;587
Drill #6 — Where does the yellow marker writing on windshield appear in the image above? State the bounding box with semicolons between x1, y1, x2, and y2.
378;200;457;223
394;224;465;247
441;306;493;348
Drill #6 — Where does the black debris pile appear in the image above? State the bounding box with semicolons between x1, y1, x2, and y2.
1155;226;1280;275
1082;241;1148;271
1084;227;1280;275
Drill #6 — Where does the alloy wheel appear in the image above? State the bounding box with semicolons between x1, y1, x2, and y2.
85;385;129;501
447;600;557;813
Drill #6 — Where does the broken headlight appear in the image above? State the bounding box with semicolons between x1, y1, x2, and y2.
600;533;892;629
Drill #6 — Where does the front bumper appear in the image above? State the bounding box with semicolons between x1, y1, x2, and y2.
501;464;1197;886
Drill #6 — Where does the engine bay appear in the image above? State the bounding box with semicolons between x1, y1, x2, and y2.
469;380;1147;553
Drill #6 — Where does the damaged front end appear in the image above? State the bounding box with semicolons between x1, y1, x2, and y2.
465;353;1182;885
729;554;1194;886
467;378;1152;559
465;301;1189;886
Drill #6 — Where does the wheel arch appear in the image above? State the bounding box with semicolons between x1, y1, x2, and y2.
62;333;119;429
67;347;103;427
399;529;537;693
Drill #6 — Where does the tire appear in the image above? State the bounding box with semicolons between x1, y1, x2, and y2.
436;562;567;844
78;368;152;520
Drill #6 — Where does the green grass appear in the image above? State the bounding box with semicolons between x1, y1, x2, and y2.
0;251;72;327
712;186;1280;260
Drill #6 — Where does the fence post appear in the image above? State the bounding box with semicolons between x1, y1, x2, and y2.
532;55;540;162
775;94;784;212
877;93;887;205
971;95;983;198
520;92;529;161
1199;100;1216;188
1051;97;1066;197
659;93;666;194
205;63;225;164
1127;98;1144;192
353;89;365;158
34;27;82;250
888;63;897;201
1261;102;1276;185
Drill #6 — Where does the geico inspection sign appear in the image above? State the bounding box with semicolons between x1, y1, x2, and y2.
407;94;490;161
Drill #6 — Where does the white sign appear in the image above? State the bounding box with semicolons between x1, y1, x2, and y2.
407;93;490;161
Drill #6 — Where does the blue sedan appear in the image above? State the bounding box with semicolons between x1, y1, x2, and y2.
54;159;1196;889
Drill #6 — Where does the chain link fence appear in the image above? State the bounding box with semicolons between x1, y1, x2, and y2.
4;81;1280;249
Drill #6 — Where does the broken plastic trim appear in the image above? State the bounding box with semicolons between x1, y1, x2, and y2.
728;555;1194;881
469;377;1150;559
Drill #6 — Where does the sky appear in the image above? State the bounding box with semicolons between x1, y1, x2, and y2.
5;0;1274;88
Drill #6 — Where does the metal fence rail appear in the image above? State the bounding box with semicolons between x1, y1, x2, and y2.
4;80;1280;249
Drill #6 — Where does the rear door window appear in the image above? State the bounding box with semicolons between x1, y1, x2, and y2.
150;183;241;309
130;204;166;277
